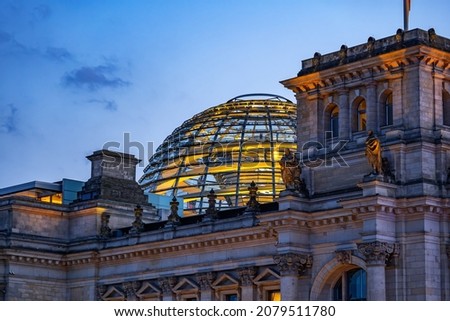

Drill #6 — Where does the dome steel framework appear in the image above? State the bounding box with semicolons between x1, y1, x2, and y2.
139;94;297;216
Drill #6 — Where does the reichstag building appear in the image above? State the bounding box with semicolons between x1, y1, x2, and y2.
1;28;450;301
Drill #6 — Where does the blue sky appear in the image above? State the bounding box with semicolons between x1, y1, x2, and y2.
1;0;449;187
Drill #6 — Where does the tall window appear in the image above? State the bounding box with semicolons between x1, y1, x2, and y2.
332;268;366;301
357;99;367;131
329;105;339;139
384;93;393;126
443;90;450;126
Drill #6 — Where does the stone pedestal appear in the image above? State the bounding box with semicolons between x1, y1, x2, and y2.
278;189;309;211
357;178;397;197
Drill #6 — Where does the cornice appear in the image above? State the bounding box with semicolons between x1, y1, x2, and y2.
283;46;450;94
2;229;272;267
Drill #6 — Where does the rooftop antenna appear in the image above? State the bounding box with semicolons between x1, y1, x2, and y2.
403;0;411;31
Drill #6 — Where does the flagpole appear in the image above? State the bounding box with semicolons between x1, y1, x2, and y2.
403;0;410;31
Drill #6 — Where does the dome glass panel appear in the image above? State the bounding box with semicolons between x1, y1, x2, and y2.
139;94;297;216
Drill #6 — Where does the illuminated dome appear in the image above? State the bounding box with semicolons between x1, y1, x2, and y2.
139;94;297;216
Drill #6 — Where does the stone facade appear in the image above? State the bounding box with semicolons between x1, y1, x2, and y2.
0;28;450;301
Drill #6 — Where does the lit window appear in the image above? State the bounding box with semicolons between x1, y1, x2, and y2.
332;268;366;301
267;290;281;301
357;100;367;131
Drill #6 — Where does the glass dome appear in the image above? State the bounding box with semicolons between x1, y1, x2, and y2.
139;94;297;216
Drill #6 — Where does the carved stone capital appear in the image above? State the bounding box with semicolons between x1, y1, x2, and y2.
158;277;175;295
97;284;107;301
123;281;140;300
335;250;352;264
196;272;215;290
238;267;256;286
357;241;399;265
274;253;312;276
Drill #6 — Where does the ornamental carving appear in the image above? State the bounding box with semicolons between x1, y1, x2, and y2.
204;189;218;219
196;272;215;290
245;181;260;213
273;253;312;276
99;213;112;238
357;241;399;265
238;267;256;286
158;277;176;295
130;205;144;234
122;281;140;301
335;250;352;264
97;285;107;301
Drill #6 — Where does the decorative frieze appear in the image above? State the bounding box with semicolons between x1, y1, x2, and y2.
273;253;312;276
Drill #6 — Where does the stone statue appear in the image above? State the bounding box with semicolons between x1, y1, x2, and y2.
365;130;382;175
279;148;308;196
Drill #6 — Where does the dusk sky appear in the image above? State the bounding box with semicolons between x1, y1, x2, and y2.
1;0;449;187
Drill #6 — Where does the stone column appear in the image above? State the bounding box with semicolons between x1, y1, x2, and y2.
305;91;324;143
158;277;175;301
358;241;398;301
366;82;377;132
274;253;312;301
197;273;215;301
337;89;350;140
238;267;256;300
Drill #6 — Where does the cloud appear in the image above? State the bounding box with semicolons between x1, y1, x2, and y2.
0;104;18;134
32;4;51;22
45;46;73;62
0;29;37;56
0;30;12;44
88;99;118;111
62;64;130;91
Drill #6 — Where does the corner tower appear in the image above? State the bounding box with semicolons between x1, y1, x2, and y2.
282;28;450;199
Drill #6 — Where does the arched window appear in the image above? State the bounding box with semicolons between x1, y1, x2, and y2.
383;93;393;126
328;105;339;139
332;268;366;301
443;90;450;126
357;100;367;131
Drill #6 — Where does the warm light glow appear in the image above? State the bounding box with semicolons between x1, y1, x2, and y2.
139;95;297;215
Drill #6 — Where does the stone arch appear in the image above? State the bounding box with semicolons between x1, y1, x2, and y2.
310;254;366;301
